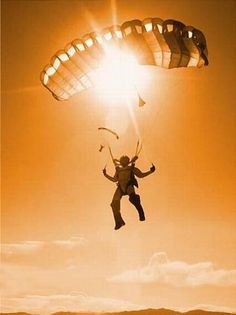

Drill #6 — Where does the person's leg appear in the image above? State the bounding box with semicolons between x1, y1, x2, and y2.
111;188;125;230
128;186;145;221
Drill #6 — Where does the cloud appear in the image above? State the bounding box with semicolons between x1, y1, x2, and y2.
2;293;236;315
1;237;89;270
1;293;144;314
108;252;236;287
1;236;87;255
52;236;87;249
1;241;45;254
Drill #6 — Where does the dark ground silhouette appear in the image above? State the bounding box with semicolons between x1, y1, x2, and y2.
1;308;234;315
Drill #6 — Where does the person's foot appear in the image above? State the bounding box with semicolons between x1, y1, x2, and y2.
139;214;145;221
114;221;125;230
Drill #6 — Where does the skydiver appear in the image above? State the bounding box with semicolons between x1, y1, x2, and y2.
103;155;156;230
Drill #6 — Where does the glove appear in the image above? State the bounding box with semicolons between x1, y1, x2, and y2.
150;164;156;172
103;168;107;175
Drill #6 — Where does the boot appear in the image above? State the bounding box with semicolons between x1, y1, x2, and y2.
114;217;126;230
129;193;146;221
111;200;126;230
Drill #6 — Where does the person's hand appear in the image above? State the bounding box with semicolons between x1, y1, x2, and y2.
103;168;107;175
150;164;156;173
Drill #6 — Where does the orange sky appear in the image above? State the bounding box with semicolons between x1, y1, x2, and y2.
1;0;236;313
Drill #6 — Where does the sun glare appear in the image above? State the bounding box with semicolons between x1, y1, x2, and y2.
95;47;139;105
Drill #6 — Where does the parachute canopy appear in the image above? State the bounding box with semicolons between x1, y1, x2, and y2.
40;17;208;101
98;127;119;139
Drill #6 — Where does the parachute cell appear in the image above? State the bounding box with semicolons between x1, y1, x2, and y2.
40;17;209;100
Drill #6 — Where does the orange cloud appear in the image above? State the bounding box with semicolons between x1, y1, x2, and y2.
52;236;87;248
108;252;236;287
1;293;144;314
1;237;87;256
1;241;45;254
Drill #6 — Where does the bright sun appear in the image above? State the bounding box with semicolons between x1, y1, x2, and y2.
94;47;139;105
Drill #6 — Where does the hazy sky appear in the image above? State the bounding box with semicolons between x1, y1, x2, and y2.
1;0;236;313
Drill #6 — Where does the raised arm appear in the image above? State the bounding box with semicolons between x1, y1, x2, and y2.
103;168;118;182
134;165;156;178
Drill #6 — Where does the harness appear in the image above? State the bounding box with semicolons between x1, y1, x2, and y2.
117;164;138;195
107;142;142;195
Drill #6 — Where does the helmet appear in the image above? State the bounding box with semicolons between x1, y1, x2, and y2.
119;155;130;167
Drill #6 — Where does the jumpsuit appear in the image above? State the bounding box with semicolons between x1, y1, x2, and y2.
110;165;145;228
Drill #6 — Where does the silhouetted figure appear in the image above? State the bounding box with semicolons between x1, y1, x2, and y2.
103;155;155;230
